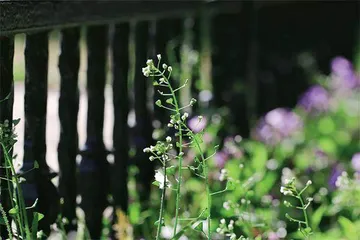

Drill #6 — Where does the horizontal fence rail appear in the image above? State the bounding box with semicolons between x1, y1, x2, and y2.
0;0;301;36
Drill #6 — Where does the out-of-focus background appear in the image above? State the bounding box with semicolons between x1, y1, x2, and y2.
2;1;360;239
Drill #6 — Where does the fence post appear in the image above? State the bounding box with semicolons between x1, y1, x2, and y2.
0;36;14;239
58;27;81;232
154;18;183;126
78;25;109;239
133;20;154;207
211;12;250;138
111;22;130;216
21;31;59;234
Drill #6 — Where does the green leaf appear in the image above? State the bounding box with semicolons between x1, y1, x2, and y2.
0;216;6;225
317;116;335;135
8;207;18;216
226;179;236;191
193;221;203;232
166;166;176;175
254;172;276;197
34;161;39;169
248;142;268;171
31;211;44;239
12;118;21;126
154;218;164;226
338;216;359;240
152;181;160;187
303;227;312;235
311;204;327;231
155;100;162;107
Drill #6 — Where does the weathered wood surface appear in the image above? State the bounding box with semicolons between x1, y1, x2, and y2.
0;1;222;35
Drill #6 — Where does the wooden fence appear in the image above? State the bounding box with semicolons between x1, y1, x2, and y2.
0;1;358;238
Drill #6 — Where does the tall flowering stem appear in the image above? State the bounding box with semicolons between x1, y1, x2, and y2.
281;177;313;239
142;55;213;239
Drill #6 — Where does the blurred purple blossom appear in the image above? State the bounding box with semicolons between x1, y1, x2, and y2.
298;85;329;113
351;152;360;172
223;136;243;159
188;116;207;133
331;56;359;89
254;108;303;145
214;151;229;168
328;164;344;190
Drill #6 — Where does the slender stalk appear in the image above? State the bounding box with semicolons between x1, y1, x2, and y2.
163;74;184;236
156;163;167;240
2;143;24;238
297;193;310;229
181;123;211;239
2;143;31;238
0;203;13;239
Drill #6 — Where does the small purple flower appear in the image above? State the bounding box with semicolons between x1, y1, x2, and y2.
223;136;243;159
331;56;359;89
213;151;229;168
254;108;302;145
328;164;344;190
351;153;360;172
188;116;207;133
298;85;329;114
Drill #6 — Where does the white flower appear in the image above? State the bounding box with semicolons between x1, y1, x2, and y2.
220;218;226;225
190;98;197;106
157;54;161;60
168;66;172;72
167;123;173;127
149;156;155;161
223;201;231;210
143;147;150;153
142;66;150;77
162;63;168;69
146;59;153;66
306;180;312;186
154;170;171;189
219;169;227;181
166;136;172;142
181;112;189;121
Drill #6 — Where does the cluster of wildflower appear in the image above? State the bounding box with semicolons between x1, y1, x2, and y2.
219;169;228;181
331;171;360;216
0;119;19;148
254;108;303;146
280;177;313;238
143;138;174;164
216;218;248;240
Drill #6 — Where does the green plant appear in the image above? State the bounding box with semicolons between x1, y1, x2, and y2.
142;55;232;239
0;118;44;239
281;177;313;239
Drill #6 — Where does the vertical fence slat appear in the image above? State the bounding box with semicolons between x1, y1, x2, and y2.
79;25;109;239
0;36;14;239
189;16;200;113
22;32;59;234
111;22;130;213
154;18;183;126
211;13;250;138
243;0;259;126
133;20;154;206
58;27;80;232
